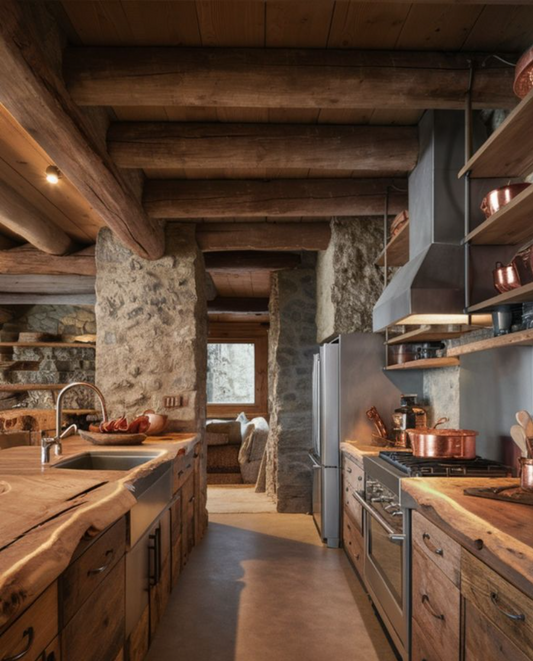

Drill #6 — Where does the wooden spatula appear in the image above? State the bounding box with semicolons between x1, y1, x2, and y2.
510;424;529;458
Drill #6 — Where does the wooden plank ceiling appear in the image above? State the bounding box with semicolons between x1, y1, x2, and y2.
1;0;533;302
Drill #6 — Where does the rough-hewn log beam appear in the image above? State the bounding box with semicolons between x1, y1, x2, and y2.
0;244;96;276
66;48;515;110
146;178;407;218
0;181;74;255
0;274;95;295
205;252;301;273
208;298;269;314
109;123;418;175
0;0;164;260
197;223;331;252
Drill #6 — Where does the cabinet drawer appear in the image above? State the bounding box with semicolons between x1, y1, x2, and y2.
342;456;363;493
0;583;57;661
170;494;182;587
412;547;460;661
461;551;533;657
343;509;364;577
173;450;194;493
464;600;530;661
62;558;125;661
61;517;126;625
343;489;362;531
412;618;442;661
412;511;460;587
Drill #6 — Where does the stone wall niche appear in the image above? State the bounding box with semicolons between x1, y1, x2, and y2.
266;269;317;513
95;226;207;434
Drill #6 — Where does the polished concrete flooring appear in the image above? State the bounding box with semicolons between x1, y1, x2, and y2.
207;484;277;514
147;512;397;661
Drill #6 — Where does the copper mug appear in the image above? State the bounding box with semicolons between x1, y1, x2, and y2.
493;261;521;294
519;457;533;492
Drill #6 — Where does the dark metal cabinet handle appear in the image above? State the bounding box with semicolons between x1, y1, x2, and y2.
2;627;34;661
87;549;114;575
346;467;352;474
422;594;445;621
149;525;162;586
189;495;195;503
422;532;443;556
490;592;526;621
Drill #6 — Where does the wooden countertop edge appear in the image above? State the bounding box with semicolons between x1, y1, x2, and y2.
402;478;533;600
0;433;200;629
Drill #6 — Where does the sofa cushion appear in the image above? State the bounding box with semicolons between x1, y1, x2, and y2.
206;420;241;444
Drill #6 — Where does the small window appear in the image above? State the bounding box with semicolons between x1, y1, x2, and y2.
207;342;255;404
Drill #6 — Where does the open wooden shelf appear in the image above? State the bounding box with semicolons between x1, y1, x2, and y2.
459;87;533;179
0;342;96;349
375;221;409;267
0;384;68;392
464;184;533;246
448;328;533;357
387;325;472;345
468;282;533;312
385;357;459;371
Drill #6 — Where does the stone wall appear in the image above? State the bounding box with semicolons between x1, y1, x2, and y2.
9;305;96;337
95;225;207;433
316;218;383;343
266;269;317;513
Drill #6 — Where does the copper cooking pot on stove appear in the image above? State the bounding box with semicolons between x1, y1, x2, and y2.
407;418;478;459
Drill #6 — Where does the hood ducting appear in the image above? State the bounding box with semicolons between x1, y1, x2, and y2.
373;110;471;332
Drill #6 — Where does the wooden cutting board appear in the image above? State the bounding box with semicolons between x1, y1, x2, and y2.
0;473;109;549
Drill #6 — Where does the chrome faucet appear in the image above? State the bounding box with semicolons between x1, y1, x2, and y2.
41;382;109;464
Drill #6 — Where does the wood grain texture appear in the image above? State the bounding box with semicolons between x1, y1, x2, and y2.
196;222;331;251
109;122;418;175
0;244;96;276
0;0;164;259
0;180;74;255
412;511;461;587
205;252;300;272
448;328;533;356
402;477;533;599
374;220;409;267
65;47;515;110
0;434;198;628
144;178;407;218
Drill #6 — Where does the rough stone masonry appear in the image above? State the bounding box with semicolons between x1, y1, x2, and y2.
266;268;318;513
95;225;207;434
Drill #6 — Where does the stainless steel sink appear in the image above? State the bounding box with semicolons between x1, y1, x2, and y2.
53;450;165;472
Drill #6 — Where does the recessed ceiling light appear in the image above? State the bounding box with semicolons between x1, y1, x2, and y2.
45;165;61;184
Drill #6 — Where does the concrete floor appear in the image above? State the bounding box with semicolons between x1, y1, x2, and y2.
147;513;397;661
207;485;277;514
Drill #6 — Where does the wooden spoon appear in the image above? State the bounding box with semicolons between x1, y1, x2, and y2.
510;424;529;458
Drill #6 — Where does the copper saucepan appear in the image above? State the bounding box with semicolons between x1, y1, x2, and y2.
407;417;478;459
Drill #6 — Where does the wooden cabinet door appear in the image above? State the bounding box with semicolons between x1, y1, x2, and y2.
149;510;171;639
62;558;125;661
181;474;195;566
464;600;531;661
412;547;460;661
170;493;182;588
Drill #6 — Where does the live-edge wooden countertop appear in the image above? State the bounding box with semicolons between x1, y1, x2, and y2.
0;433;198;629
403;477;533;600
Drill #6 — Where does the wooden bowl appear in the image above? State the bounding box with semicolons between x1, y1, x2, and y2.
79;430;147;446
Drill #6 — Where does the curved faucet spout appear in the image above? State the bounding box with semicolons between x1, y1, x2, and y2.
56;382;109;440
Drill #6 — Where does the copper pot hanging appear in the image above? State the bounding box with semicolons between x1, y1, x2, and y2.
407;418;478;459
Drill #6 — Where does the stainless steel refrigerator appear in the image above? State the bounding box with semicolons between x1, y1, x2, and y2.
311;333;422;548
311;341;340;548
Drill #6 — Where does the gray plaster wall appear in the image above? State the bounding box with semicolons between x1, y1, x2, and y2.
316;218;383;343
95;225;207;434
266;269;318;513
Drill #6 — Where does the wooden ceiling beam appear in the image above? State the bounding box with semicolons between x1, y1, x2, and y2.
205;252;300;273
207;298;269;314
145;179;407;219
0;244;96;276
66;48;515;111
109;123;418;175
0;181;74;255
0;0;164;260
197;222;331;252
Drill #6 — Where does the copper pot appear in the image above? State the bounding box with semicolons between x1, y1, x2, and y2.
481;183;531;219
514;46;533;99
519;458;533;492
408;419;478;459
493;261;521;294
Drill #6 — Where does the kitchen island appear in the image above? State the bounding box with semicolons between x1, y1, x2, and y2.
0;433;205;661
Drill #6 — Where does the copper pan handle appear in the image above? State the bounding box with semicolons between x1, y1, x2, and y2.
432;417;449;429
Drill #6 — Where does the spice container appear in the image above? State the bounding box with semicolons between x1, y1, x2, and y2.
392;394;426;448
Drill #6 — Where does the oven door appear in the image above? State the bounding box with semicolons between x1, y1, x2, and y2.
353;491;408;657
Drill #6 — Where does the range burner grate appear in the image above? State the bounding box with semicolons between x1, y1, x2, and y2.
379;451;510;478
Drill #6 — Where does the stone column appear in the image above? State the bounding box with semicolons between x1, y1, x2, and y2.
266;268;317;513
95;224;207;525
316;217;383;343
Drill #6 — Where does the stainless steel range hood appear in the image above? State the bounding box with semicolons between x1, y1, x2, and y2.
373;111;468;332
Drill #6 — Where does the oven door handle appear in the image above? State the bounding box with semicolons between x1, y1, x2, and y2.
352;490;405;545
